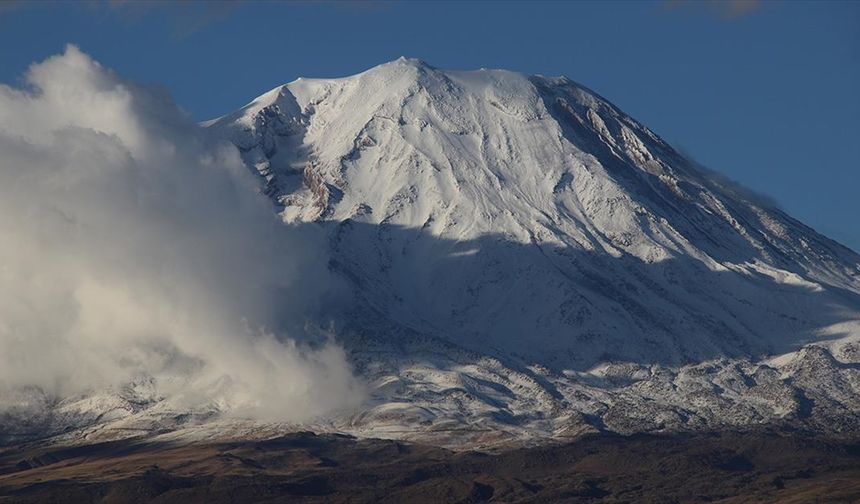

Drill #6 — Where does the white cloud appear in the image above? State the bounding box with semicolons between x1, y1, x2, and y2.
0;45;363;422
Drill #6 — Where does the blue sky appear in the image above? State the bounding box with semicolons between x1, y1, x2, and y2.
1;0;858;251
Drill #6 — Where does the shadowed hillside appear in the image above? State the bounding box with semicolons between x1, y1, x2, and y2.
1;431;859;503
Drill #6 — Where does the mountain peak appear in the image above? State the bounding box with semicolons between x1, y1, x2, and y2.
393;55;429;67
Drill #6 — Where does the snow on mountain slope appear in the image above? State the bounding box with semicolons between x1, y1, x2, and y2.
4;58;857;449
197;58;860;445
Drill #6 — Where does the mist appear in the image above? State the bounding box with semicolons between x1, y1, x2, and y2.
0;45;363;421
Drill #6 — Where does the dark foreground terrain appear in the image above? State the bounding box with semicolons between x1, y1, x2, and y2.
0;431;858;503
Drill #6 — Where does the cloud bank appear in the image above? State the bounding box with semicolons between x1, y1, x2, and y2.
0;45;362;421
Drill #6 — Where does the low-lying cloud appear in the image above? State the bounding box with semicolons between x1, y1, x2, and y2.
0;45;363;421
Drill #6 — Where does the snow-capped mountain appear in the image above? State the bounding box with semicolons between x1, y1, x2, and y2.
201;58;860;445
210;57;860;362
4;58;858;449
